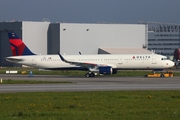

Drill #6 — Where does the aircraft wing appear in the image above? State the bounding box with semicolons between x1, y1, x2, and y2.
57;52;113;69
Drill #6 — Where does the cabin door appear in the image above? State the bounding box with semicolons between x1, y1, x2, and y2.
152;55;157;64
118;57;123;65
32;57;36;65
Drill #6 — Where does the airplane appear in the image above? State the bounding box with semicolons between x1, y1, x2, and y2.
5;32;174;77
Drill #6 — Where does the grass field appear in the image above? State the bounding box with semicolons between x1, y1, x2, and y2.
0;91;179;120
0;79;72;84
0;68;180;119
1;67;180;77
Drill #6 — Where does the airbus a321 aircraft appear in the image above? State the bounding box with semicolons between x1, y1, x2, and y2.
5;32;174;77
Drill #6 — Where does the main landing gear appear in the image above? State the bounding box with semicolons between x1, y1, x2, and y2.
85;72;95;78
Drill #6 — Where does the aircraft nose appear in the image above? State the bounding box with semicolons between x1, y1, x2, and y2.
169;61;175;67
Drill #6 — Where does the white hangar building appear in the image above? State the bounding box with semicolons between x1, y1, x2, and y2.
0;21;147;66
56;23;147;55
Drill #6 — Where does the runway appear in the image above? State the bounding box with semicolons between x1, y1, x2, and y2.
0;74;180;92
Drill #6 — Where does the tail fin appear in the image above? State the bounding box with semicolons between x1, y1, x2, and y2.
8;32;35;56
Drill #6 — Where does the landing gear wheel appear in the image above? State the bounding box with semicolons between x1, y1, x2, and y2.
85;72;95;78
160;74;164;77
90;72;95;77
85;73;90;78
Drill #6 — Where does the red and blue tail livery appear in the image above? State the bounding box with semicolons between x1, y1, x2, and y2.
8;32;35;56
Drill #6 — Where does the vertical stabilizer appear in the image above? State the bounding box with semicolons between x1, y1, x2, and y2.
8;32;35;56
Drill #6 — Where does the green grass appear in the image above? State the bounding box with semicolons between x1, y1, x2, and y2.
0;79;72;84
1;67;180;76
0;67;86;76
0;91;179;120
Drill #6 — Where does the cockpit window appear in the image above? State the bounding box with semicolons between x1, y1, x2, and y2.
161;58;167;60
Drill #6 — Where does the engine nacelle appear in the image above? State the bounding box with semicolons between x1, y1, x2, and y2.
98;66;112;75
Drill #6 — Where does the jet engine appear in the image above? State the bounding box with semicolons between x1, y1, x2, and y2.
98;66;113;74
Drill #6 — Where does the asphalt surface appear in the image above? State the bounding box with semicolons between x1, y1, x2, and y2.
0;74;180;92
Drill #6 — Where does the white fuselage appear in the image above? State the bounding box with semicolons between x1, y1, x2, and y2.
6;54;174;70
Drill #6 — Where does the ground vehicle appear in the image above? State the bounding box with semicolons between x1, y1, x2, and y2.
145;70;174;77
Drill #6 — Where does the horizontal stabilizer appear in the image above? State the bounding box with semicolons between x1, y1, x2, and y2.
5;57;23;63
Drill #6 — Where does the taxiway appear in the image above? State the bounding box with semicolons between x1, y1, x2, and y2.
0;74;180;92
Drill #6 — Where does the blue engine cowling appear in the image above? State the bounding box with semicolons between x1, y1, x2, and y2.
98;66;112;75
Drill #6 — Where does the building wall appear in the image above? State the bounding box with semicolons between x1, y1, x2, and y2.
47;23;60;54
60;23;146;55
0;21;50;66
22;21;50;55
139;21;180;56
0;21;146;66
148;32;180;55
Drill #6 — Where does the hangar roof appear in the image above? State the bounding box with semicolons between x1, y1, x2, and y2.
98;48;152;54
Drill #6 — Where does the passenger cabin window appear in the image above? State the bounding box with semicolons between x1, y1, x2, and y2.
161;58;167;60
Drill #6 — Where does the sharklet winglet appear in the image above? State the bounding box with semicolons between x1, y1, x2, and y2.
57;52;66;62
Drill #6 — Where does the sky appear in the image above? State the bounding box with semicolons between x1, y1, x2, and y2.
0;0;180;24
